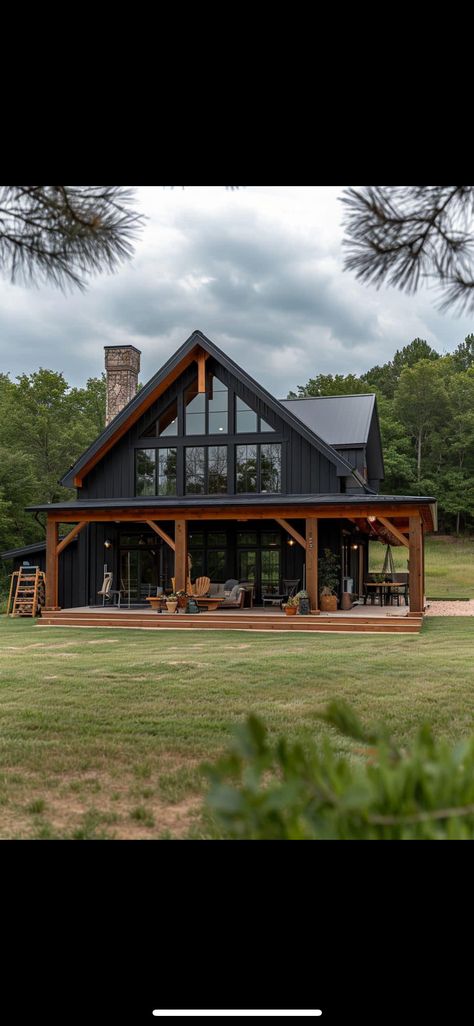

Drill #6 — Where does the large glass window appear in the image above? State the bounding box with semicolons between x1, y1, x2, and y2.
236;444;257;492
136;449;156;496
185;374;228;435
185;445;227;494
157;448;177;495
185;382;206;435
236;397;258;433
208;446;227;493
261;549;281;591
260;443;281;492
158;400;178;436
208;376;228;434
236;443;281;493
185;447;206;493
208;550;226;580
135;448;177;495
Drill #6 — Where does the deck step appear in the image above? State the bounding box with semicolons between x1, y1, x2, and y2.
37;610;423;634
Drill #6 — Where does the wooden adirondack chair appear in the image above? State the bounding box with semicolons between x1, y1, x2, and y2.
192;576;211;597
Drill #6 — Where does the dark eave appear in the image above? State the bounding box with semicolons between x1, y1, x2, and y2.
26;493;437;514
60;330;358;489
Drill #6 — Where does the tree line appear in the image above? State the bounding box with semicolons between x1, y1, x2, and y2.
0;333;473;563
288;335;474;534
0;371;106;554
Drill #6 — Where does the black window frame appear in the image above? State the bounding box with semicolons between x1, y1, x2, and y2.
185;444;228;495
235;442;282;494
135;446;178;497
184;372;229;437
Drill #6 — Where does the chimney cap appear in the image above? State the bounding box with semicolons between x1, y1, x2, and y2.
104;344;141;354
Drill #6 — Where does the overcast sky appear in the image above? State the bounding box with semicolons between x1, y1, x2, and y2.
0;185;472;398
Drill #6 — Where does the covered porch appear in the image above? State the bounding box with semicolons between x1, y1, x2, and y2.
39;495;437;627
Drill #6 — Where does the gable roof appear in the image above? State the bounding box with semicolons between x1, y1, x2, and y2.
280;394;377;446
61;329;363;489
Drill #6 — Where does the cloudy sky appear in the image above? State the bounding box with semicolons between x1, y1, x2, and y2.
0;185;472;398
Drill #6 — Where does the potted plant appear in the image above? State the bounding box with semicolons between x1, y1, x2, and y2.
294;589;310;615
176;589;187;609
318;548;340;612
282;595;298;615
166;592;178;613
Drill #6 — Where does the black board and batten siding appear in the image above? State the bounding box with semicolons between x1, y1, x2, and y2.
79;358;341;500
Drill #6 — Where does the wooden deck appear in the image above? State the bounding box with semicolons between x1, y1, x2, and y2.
38;606;424;634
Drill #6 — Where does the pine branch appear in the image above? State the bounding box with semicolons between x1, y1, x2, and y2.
341;185;474;312
0;186;145;292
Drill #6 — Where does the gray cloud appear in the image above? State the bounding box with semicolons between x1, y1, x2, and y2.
0;187;472;398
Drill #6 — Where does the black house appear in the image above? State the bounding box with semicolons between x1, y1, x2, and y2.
3;330;436;615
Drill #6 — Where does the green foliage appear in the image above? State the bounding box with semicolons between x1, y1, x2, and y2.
205;703;474;839
289;334;474;532
288;372;368;398
318;548;340;596
0;370;106;555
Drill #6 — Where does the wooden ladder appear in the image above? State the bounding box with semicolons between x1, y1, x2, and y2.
8;568;46;617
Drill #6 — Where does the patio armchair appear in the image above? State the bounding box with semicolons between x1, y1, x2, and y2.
97;572;122;607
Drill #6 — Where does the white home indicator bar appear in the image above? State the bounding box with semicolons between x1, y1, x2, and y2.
152;1013;322;1018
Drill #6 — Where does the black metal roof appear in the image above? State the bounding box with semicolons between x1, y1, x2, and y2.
26;493;436;514
1;536;78;560
281;394;377;446
60;330;361;488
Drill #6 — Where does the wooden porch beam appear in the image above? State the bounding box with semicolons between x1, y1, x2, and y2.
45;517;60;610
409;514;423;614
174;519;188;592
305;517;318;612
56;521;87;556
49;503;433;523
376;516;410;548
144;520;175;551
275;518;306;549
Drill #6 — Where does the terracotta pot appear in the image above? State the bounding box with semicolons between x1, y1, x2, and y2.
166;601;178;613
284;605;297;615
177;595;187;609
320;594;337;612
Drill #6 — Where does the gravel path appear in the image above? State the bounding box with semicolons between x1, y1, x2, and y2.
425;600;474;616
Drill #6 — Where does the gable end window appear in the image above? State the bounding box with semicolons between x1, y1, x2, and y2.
235;397;275;433
185;374;229;435
236;443;281;493
135;448;177;496
185;445;228;494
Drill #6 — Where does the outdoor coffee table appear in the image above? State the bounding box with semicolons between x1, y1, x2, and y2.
193;598;225;611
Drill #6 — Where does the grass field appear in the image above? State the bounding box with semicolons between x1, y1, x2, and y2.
0;615;473;839
370;534;474;598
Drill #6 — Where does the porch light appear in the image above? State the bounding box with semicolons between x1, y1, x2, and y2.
104;539;112;549
287;536;295;547
351;544;359;550
368;516;376;522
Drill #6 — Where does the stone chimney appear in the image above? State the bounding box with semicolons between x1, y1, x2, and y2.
104;345;141;425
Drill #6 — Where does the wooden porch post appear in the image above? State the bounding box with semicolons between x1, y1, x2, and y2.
45;516;60;610
305;517;318;612
174;519;188;592
409;514;423;613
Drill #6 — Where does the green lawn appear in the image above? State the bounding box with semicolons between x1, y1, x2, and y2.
0;615;473;839
370;534;474;598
